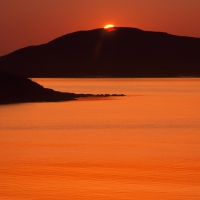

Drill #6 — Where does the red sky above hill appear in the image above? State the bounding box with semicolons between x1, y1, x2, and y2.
0;0;200;56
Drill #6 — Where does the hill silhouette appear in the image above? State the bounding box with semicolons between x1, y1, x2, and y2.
0;70;124;104
0;27;200;77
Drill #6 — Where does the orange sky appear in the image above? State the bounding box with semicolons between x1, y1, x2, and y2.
0;0;200;56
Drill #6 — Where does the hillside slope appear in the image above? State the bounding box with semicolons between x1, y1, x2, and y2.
0;27;200;77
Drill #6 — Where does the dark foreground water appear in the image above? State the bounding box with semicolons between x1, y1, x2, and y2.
0;78;200;199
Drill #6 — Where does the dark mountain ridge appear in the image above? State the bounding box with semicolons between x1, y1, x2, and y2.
0;27;200;77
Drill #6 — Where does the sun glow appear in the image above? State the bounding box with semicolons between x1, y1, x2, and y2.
104;24;115;29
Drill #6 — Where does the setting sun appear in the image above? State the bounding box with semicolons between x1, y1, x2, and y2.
104;24;115;29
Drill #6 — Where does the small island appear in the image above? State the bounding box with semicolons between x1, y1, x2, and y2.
0;71;124;105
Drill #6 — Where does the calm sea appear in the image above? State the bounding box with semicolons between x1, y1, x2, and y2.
0;78;200;199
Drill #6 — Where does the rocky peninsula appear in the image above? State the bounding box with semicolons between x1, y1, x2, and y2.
0;71;124;104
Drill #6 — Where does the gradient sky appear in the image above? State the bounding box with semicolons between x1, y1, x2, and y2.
0;0;200;56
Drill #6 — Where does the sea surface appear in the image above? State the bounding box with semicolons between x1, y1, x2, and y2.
0;78;200;200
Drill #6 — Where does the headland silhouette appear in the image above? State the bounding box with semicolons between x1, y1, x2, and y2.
0;70;124;104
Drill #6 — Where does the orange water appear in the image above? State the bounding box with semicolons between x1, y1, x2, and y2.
0;78;200;199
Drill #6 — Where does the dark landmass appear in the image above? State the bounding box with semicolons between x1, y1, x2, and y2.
0;27;200;78
0;71;124;104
